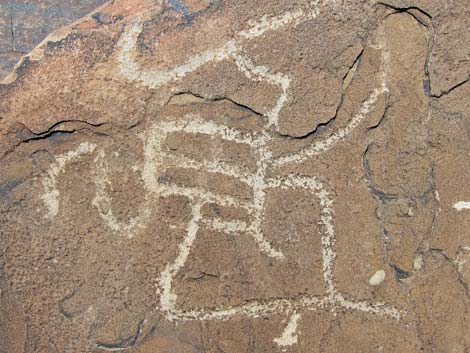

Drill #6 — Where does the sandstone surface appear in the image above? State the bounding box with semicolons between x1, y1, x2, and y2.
1;1;470;352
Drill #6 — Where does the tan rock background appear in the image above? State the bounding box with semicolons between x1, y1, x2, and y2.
1;1;470;352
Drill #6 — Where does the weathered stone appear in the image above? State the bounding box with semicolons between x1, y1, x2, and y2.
0;0;108;79
0;3;13;53
0;281;26;353
1;0;470;352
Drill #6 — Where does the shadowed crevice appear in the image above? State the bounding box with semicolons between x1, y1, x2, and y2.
95;319;145;351
278;49;364;140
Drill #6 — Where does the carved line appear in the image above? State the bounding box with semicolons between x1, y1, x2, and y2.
117;2;323;128
92;149;152;238
273;312;301;347
152;171;402;322
142;116;284;259
41;142;96;218
39;3;402;347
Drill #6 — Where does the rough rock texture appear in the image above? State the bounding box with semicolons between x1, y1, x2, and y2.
0;0;108;79
1;0;470;352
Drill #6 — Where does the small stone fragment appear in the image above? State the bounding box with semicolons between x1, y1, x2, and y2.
369;270;386;286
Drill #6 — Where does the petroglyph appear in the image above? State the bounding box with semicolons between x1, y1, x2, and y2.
91;149;153;238
41;142;96;218
117;4;399;317
141;116;285;259
144;162;402;321
38;4;403;348
117;1;322;128
274;312;301;348
4;0;470;350
273;82;388;167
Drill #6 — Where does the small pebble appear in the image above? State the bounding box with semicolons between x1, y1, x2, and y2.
369;270;386;286
413;255;423;270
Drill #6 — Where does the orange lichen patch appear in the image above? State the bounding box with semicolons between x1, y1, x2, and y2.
104;0;159;18
76;0;160;30
185;0;212;12
75;18;101;30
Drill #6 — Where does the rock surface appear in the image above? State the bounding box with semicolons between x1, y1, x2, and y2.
0;0;108;79
1;0;470;352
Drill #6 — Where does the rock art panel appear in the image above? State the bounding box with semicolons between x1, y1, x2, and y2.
1;0;470;352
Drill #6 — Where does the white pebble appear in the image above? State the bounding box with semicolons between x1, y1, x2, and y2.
413;255;423;270
369;270;386;286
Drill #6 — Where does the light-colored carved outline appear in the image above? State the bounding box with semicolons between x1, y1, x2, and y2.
41;142;96;218
118;2;321;128
138;120;401;323
274;312;302;348
92;149;153;237
41;1;402;348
